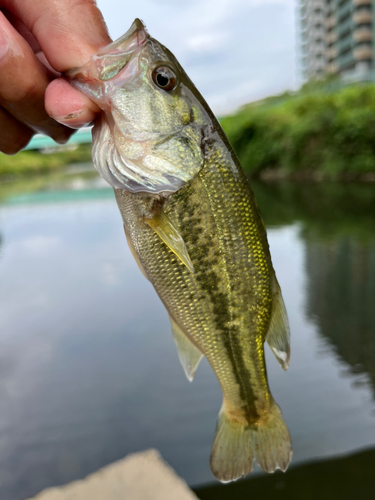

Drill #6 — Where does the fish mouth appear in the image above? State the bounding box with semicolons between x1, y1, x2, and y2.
96;18;149;60
66;19;149;83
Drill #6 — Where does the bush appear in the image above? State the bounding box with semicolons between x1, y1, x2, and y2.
221;84;375;180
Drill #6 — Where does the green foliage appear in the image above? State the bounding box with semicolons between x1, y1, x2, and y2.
0;143;92;178
221;84;375;180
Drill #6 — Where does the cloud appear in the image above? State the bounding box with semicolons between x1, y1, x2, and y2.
21;236;61;255
96;0;296;114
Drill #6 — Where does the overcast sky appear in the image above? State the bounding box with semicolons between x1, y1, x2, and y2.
96;0;298;115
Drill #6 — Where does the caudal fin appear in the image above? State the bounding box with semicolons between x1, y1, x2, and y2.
210;402;292;483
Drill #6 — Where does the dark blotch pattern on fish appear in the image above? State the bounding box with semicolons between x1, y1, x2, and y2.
174;179;259;422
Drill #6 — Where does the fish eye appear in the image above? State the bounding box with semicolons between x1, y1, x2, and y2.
152;66;177;91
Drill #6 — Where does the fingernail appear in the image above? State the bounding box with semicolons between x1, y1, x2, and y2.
63;110;85;120
0;28;9;61
53;109;85;124
53;112;95;130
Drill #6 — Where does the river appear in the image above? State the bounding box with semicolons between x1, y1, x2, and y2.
1;168;375;499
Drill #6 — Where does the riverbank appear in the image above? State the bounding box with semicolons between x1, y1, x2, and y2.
222;83;375;182
0;143;92;178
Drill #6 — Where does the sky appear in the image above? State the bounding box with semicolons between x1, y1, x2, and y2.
96;0;298;116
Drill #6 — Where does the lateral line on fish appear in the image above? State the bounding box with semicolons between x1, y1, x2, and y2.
243;195;272;405
199;170;258;416
239;188;272;406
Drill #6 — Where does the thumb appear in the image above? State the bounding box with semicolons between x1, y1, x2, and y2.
2;0;112;71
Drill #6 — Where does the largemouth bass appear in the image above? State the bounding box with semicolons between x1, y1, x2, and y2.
66;19;292;482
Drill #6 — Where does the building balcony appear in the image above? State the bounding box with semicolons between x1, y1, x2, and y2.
314;1;326;10
353;11;372;24
326;63;339;74
326;47;338;59
326;31;338;44
353;0;371;6
353;28;372;42
353;46;373;60
337;3;354;24
325;15;337;28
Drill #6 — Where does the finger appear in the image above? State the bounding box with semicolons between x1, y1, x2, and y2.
45;79;98;129
2;0;111;129
0;12;74;143
1;0;111;71
1;8;41;53
0;106;33;155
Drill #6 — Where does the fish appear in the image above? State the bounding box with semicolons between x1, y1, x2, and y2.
66;18;292;482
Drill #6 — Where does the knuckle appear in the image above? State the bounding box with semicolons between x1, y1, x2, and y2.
12;80;41;104
2;79;42;106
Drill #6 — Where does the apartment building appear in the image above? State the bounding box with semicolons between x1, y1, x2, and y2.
299;0;374;82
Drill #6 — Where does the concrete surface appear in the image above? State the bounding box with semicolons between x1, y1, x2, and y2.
27;450;198;500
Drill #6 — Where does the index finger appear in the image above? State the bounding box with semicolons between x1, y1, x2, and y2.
2;0;112;71
2;0;112;128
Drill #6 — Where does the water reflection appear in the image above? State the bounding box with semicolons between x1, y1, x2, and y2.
254;182;375;396
0;175;375;500
306;237;375;392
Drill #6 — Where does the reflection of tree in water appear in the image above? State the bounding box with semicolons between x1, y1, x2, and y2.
251;181;375;395
305;235;375;390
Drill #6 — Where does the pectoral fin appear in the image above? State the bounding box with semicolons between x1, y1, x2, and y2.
145;211;194;274
170;316;203;382
265;278;290;371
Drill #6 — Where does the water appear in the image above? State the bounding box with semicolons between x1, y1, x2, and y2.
1;171;375;500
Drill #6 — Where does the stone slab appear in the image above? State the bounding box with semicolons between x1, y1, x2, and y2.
27;450;198;500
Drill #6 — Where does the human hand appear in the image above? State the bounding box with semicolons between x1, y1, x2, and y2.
0;0;111;154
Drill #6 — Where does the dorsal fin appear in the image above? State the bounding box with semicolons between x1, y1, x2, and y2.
170;316;203;382
145;210;194;274
265;277;290;371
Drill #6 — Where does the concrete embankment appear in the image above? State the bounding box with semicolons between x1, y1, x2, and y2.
26;450;198;500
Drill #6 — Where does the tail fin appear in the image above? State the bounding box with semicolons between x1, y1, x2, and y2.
210;402;292;483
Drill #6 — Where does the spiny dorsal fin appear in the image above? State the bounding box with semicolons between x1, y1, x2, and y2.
170;316;203;382
265;277;290;371
145;210;194;274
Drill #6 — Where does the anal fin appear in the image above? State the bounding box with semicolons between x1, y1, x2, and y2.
265;277;291;371
170;316;203;382
145;211;194;274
